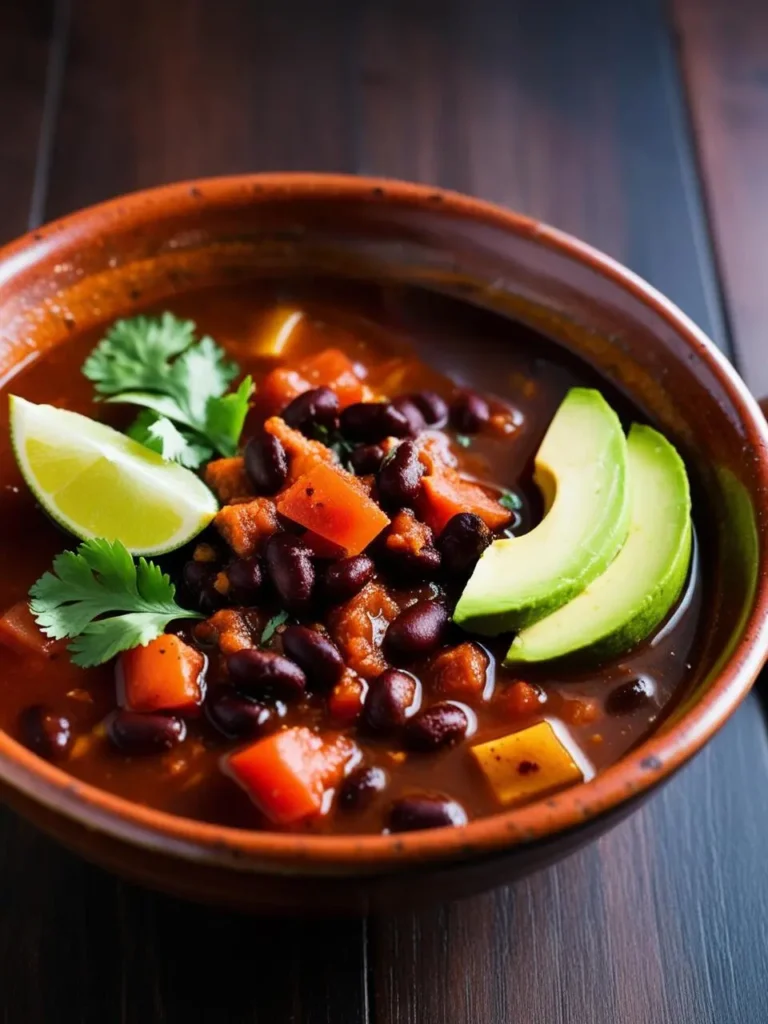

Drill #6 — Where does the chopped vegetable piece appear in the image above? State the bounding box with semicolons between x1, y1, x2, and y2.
470;720;586;807
264;416;336;482
428;642;489;700
418;468;512;534
329;582;400;679
329;671;367;723
226;726;358;824
194;608;263;654
252;307;305;356
120;634;205;713
0;601;60;657
214;498;279;557
259;366;309;418
204;457;253;503
276;462;390;557
298;348;364;408
29;538;202;667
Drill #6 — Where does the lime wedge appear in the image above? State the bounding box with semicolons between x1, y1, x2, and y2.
10;396;218;555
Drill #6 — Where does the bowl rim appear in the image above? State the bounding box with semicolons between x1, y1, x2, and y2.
1;171;767;873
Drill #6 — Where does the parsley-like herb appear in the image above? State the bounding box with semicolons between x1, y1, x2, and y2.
83;313;253;466
29;538;201;667
313;424;357;470
260;610;290;645
126;410;213;469
455;434;472;448
498;490;522;511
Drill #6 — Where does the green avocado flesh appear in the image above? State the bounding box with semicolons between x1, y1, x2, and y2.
453;387;630;636
505;424;692;664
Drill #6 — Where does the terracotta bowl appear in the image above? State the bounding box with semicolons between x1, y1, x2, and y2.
0;174;767;914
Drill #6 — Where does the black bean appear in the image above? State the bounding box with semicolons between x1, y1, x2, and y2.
383;600;449;663
450;390;490;433
264;533;315;611
108;710;186;755
391;396;427;436
377;440;425;509
226;556;265;602
282;625;344;692
437;512;493;576
282;386;339;435
404;702;469;751
388;794;468;832
19;705;73;761
227;648;307;701
206;686;276;739
338;765;388;811
408;390;449;427
340;402;410;443
182;560;225;613
606;677;656;716
244;434;289;495
349;443;385;476
362;669;420;734
320;554;376;604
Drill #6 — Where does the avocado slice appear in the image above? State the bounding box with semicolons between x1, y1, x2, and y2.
453;388;630;636
506;424;692;664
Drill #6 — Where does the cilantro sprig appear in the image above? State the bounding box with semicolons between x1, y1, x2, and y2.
29;538;201;667
82;313;253;467
498;489;522;512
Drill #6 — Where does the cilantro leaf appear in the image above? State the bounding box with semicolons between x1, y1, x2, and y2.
455;434;472;449
204;376;255;457
29;538;201;667
83;313;252;459
260;609;290;645
83;313;196;396
127;410;213;469
498;490;522;511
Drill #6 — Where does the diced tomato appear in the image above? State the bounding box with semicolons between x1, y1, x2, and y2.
119;634;205;714
0;601;59;657
276;462;390;556
226;726;358;825
328;671;367;724
298;348;364;408
501;680;546;719
263;416;336;482
258;367;309;418
418;469;512;534
428;642;489;700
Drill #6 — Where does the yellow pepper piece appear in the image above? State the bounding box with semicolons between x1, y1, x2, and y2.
251;306;304;356
470;720;586;807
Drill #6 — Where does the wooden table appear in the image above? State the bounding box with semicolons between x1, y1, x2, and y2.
2;1;768;1020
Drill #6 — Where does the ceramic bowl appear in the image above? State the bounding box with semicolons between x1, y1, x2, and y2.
0;174;767;912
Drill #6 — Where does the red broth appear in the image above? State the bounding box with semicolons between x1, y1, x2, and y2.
0;280;704;833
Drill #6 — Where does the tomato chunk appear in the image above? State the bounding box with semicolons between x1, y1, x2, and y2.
226;726;358;824
0;601;58;657
119;635;205;714
298;348;364;408
276;462;390;556
418;469;512;534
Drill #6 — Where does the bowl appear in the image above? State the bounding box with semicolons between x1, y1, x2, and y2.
0;174;766;913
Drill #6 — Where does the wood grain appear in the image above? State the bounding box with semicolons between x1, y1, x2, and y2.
0;1;767;1022
0;0;56;240
672;0;768;395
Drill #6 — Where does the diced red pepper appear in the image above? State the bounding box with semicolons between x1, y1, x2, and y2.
226;726;358;825
119;634;205;714
276;462;390;556
0;601;59;657
418;469;512;534
298;348;364;408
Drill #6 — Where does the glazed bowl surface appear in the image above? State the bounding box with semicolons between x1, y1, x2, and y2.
0;173;766;913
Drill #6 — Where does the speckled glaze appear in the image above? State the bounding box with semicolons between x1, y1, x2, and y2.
0;174;767;913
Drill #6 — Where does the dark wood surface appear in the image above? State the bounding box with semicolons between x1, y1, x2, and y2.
1;0;767;1020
